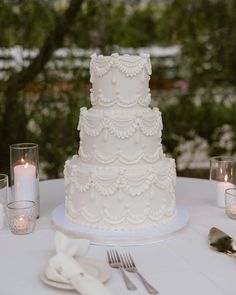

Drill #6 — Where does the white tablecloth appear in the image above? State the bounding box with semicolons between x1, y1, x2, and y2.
0;177;236;295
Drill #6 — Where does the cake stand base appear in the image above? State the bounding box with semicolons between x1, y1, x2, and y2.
51;204;189;246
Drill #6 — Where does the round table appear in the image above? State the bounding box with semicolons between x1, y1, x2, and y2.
0;177;235;295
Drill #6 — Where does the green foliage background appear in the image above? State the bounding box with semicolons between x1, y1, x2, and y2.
0;0;235;178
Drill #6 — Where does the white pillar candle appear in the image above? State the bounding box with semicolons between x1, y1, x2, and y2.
14;162;36;201
0;204;4;229
216;174;234;208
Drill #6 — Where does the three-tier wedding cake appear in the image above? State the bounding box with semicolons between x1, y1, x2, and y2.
64;53;176;231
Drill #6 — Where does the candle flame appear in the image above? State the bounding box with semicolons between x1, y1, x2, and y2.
24;162;28;168
224;174;228;182
20;158;25;164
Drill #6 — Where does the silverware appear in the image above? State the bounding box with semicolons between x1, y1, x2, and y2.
107;250;137;290
208;227;236;257
120;253;158;294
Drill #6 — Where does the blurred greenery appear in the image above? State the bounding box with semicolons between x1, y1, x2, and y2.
0;0;235;178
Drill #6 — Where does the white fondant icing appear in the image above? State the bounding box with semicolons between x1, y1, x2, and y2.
77;108;163;166
90;88;151;108
64;53;177;231
64;156;176;230
90;54;151;109
79;144;163;165
78;108;162;138
90;53;151;79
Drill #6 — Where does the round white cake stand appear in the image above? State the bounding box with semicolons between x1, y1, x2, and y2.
51;204;189;246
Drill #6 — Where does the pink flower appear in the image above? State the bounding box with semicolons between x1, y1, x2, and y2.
174;80;188;90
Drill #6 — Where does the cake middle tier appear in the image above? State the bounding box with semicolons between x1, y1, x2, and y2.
78;107;164;165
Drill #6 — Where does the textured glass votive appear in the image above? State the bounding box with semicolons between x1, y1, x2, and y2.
225;188;236;219
10;143;40;218
7;201;37;234
210;156;236;207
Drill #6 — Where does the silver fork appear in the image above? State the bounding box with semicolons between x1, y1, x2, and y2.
120;253;158;294
107;250;137;290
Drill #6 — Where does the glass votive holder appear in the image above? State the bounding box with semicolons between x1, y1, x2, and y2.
6;200;37;235
210;156;236;207
10;143;40;218
225;188;236;219
0;174;8;229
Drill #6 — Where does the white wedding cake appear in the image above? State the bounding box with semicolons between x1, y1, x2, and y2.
64;53;176;231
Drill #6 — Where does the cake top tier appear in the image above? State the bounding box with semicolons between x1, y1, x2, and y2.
89;53;152;109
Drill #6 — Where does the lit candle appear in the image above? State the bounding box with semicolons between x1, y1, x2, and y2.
14;159;36;201
216;174;234;207
226;204;236;219
13;216;29;232
229;205;236;215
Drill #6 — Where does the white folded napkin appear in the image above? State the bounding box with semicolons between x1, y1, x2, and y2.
44;231;112;295
55;231;89;257
70;269;112;295
49;252;112;295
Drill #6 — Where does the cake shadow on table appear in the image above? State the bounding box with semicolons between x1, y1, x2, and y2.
52;53;189;245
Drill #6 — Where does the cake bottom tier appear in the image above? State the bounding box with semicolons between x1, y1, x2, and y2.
64;155;176;231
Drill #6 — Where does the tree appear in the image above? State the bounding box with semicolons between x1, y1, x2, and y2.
0;0;84;174
162;0;236;88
